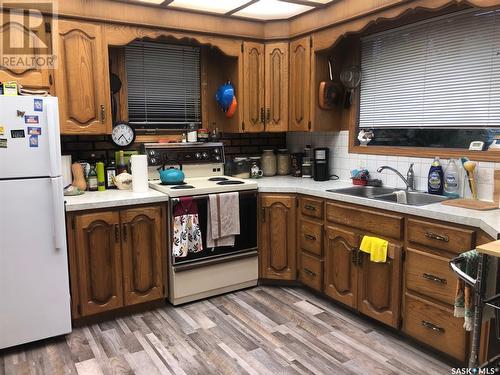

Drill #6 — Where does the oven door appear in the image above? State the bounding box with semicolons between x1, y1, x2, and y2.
170;190;258;267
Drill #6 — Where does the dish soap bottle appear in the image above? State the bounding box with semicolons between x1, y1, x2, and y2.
428;157;444;195
444;159;460;198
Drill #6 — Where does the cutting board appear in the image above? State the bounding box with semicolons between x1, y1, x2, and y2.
442;198;498;210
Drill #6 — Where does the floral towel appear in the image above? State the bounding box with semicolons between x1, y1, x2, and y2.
172;197;203;258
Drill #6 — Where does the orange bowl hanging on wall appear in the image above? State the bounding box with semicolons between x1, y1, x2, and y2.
225;96;237;118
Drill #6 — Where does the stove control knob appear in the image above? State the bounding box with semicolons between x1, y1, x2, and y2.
214;155;221;162
202;152;209;159
213;148;220;154
195;152;202;159
149;150;157;157
150;157;157;165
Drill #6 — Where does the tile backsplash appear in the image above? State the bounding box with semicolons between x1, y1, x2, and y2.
287;130;496;201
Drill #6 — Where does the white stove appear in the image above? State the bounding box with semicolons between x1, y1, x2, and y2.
142;142;259;306
149;176;258;197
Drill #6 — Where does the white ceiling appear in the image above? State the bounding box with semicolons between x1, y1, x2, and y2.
132;0;335;20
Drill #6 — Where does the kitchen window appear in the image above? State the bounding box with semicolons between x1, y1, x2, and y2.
357;8;500;150
125;41;201;131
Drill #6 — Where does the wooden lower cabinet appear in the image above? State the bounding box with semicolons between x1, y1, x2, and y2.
121;206;165;306
74;211;123;316
324;226;359;308
68;204;167;318
259;194;297;280
357;243;402;328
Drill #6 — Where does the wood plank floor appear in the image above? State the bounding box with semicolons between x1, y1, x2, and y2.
0;286;453;375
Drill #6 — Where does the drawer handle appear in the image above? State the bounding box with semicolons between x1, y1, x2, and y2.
424;232;449;242
422;273;447;285
303;268;316;277
304;205;316;211
304;234;317;241
421;320;445;334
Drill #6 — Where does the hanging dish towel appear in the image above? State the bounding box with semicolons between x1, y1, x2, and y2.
359;235;388;263
172;197;203;258
454;249;497;331
207;192;240;248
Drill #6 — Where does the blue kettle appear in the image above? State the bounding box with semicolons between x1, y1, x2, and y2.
158;160;185;185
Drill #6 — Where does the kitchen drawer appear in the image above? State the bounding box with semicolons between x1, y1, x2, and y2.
406;248;456;305
404;293;466;362
300;219;323;256
300;197;324;219
407;219;475;254
300;252;323;291
326;202;403;240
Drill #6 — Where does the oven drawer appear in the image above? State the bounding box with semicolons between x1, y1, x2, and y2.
300;252;323;292
406;247;456;305
300;219;323;256
407;219;474;254
300;197;324;219
403;293;466;361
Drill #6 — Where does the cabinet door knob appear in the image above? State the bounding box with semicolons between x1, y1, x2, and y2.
421;320;445;334
260;107;265;124
424;231;449;242
422;273;447;284
304;234;316;241
100;104;106;123
303;268;316;277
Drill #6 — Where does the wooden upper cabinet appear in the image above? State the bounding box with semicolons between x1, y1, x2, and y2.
324;226;359;308
54;20;111;134
242;42;265;133
264;42;288;132
259;194;297;280
74;211;123;316
357;243;402;328
0;12;52;91
289;36;311;132
121;206;165;306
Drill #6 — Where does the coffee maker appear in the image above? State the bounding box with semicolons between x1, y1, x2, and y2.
313;147;330;181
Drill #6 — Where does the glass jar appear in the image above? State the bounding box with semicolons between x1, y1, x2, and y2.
233;157;250;179
249;157;263;178
277;149;291;175
261;149;277;177
197;128;209;142
187;123;198;142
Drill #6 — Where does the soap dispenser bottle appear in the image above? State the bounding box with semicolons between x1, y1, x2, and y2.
444;159;460;198
428;157;444;195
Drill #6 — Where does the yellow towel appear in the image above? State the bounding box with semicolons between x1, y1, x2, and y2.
359;236;388;263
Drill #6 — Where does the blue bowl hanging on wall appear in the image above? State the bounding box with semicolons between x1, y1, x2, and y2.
215;81;237;118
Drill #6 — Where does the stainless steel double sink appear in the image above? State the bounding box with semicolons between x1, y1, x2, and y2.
327;186;450;206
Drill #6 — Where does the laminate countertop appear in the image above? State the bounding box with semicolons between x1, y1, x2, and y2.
64;176;500;239
256;176;500;239
64;189;169;212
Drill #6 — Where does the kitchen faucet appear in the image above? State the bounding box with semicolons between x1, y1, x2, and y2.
377;164;415;190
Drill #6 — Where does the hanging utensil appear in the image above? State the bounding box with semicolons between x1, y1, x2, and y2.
318;58;341;110
340;65;361;108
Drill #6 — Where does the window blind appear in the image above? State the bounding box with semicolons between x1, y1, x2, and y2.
125;41;201;129
359;9;500;129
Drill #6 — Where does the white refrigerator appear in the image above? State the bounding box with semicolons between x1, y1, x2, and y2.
0;96;71;349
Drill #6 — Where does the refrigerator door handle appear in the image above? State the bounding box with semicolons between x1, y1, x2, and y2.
51;177;66;250
46;101;62;177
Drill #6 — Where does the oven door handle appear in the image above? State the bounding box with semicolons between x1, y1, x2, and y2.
173;249;258;272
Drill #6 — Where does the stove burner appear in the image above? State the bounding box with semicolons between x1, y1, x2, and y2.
160;181;186;186
208;177;229;182
217;180;245;185
170;185;195;190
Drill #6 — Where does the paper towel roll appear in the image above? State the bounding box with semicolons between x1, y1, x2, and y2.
131;155;149;193
61;155;72;187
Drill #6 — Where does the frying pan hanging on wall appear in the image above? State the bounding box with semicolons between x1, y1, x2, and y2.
318;59;341;110
340;65;361;108
110;72;122;124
